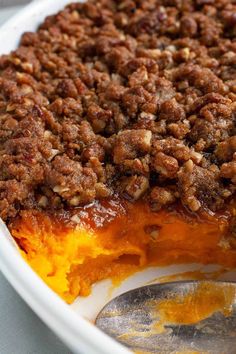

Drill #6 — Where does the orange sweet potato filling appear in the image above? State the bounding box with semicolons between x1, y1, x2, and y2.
9;198;236;304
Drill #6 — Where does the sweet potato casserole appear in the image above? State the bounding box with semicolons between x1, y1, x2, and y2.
0;0;235;302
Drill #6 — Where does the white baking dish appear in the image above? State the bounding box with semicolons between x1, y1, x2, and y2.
0;1;235;354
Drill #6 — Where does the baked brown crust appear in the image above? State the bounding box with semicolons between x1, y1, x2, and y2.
0;0;235;220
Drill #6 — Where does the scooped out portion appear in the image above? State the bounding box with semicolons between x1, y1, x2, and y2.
10;197;236;303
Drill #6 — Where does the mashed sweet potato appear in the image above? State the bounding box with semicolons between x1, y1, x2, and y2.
10;198;236;303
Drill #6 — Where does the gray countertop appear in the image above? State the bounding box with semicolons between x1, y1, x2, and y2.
0;272;71;354
0;5;72;354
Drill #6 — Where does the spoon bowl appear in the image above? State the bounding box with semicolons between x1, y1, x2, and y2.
96;280;236;354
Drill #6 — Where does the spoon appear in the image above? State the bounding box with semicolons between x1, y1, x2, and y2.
96;280;236;354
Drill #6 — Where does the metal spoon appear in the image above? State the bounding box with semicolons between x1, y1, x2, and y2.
96;281;236;354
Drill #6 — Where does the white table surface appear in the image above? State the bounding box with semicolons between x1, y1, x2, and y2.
0;5;72;354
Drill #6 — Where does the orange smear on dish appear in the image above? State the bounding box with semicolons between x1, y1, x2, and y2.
9;197;236;303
